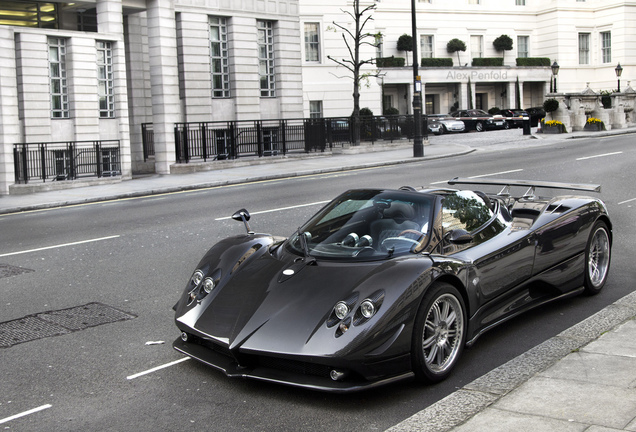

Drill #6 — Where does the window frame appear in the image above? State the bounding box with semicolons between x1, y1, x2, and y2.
48;37;69;119
420;35;434;59
470;35;483;59
601;31;611;64
96;40;115;118
309;100;323;118
257;20;275;98
304;22;320;62
517;35;529;58
578;33;590;65
209;16;230;98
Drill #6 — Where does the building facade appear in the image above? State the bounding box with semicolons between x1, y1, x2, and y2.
0;0;633;194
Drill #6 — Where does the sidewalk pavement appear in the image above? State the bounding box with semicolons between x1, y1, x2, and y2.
2;127;636;431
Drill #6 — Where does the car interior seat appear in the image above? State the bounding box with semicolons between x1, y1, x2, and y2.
370;201;421;245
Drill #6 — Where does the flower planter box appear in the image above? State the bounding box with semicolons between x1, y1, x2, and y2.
584;123;604;132
543;125;563;134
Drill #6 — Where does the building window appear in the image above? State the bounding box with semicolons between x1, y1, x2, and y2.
517;36;529;58
48;37;69;118
515;0;525;4
470;35;483;58
0;1;58;28
97;41;115;118
309;101;322;118
375;34;383;59
210;16;230;98
468;0;480;4
304;23;320;62
418;0;432;3
601;31;611;63
420;35;433;59
257;20;275;98
578;33;590;65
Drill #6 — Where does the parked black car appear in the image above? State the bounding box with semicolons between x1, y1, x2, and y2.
173;178;611;392
449;109;506;132
525;107;547;127
497;109;530;128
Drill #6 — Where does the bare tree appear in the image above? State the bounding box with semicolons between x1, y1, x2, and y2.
327;0;380;145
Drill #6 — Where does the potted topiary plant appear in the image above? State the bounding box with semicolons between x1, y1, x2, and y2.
447;38;467;66
397;34;413;66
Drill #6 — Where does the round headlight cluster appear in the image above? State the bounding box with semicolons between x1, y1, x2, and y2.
191;270;204;286
334;301;349;320
360;300;376;319
203;278;215;294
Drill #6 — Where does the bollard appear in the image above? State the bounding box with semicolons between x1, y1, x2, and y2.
522;117;531;135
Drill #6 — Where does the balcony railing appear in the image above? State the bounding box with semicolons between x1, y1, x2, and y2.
13;140;121;184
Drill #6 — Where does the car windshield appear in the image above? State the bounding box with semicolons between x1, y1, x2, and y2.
286;189;434;261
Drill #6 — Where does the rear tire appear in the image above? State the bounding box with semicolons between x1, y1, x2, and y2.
583;221;611;295
412;283;466;383
475;122;484;132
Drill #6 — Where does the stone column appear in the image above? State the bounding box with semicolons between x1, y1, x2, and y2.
0;28;20;195
146;0;181;174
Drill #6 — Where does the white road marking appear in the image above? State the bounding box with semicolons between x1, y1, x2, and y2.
429;169;524;185
0;235;120;258
215;201;330;221
618;197;636;205
576;151;623;161
126;357;190;380
0;404;52;425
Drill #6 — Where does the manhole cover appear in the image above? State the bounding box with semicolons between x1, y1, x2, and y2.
0;303;136;348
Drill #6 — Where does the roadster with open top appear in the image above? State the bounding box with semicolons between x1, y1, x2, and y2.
173;178;612;392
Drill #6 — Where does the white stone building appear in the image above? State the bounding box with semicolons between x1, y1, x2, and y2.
0;0;633;195
300;0;635;118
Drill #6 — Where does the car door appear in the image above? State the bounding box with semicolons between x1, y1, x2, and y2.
441;191;535;301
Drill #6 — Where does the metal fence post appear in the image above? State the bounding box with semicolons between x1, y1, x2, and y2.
280;120;287;155
96;141;102;178
256;121;263;157
201;123;208;161
40;144;46;182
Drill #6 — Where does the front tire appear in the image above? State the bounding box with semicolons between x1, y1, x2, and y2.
412;283;466;383
475;121;484;132
583;221;611;295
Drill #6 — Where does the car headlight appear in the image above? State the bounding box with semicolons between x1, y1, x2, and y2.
191;270;204;287
202;277;215;294
334;301;349;320
360;300;376;318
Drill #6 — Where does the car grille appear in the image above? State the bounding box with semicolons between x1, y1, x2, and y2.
192;336;333;379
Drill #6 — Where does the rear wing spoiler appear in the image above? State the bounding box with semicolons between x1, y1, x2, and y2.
448;177;601;196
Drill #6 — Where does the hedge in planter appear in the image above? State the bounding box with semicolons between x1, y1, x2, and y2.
377;56;405;67
516;57;551;67
584;118;606;131
472;57;504;67
420;58;453;67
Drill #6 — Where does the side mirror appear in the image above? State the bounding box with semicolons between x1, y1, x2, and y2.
447;229;473;245
232;209;253;234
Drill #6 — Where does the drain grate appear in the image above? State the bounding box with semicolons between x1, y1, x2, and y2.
0;264;35;279
0;302;136;348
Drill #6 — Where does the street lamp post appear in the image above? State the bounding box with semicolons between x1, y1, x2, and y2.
551;61;560;93
615;63;623;92
411;0;423;157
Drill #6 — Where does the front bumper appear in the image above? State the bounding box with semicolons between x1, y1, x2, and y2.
173;336;413;393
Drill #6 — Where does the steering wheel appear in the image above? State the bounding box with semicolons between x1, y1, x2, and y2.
381;236;420;248
398;229;423;238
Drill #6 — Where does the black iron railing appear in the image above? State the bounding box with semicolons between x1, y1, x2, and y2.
171;115;419;163
13;140;121;184
141;123;155;161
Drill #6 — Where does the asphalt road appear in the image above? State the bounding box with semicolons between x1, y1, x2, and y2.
1;133;634;431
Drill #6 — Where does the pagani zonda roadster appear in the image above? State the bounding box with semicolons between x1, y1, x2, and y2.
173;178;612;392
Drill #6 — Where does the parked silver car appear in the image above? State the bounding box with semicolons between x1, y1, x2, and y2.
428;114;466;135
